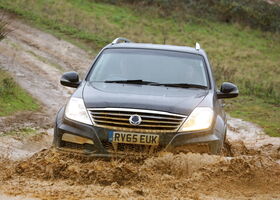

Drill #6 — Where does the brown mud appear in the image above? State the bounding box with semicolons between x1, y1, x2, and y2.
0;15;279;199
0;111;50;134
0;150;279;200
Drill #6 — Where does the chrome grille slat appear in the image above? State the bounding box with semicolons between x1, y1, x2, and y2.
93;116;132;121
88;108;187;133
90;108;185;116
142;120;180;124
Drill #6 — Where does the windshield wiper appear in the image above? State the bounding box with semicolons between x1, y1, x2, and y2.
104;79;160;85
104;80;207;89
160;83;208;89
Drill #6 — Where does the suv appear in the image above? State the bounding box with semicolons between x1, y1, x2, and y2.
53;38;238;156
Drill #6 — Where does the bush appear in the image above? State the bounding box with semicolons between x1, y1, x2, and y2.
203;0;280;32
0;15;9;41
0;77;16;96
95;0;280;32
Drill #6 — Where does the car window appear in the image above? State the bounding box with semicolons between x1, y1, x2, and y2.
88;48;209;87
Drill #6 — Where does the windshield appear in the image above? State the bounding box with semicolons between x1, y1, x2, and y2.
88;48;209;87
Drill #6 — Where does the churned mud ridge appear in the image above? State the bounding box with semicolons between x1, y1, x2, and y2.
0;150;279;199
13;149;146;186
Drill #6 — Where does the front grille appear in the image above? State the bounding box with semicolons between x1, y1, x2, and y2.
88;108;186;133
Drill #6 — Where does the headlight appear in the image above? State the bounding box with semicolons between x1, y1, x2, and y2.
179;107;214;132
65;97;93;125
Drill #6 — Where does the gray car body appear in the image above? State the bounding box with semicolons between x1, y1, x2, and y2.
54;42;227;156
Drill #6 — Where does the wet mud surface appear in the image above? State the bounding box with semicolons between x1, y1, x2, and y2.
0;15;279;199
0;149;279;200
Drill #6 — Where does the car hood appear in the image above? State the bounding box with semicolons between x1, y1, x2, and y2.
83;82;208;116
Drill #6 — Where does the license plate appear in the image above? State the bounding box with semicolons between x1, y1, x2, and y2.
111;132;159;146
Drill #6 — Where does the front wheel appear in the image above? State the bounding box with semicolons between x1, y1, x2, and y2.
221;130;232;156
52;123;61;148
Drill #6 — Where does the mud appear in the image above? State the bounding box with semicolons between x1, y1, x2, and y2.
0;111;51;134
227;117;280;160
0;150;279;200
0;130;52;160
0;15;279;199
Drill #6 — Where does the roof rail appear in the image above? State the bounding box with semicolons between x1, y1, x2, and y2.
195;42;200;51
112;37;132;45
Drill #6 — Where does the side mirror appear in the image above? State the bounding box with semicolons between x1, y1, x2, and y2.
60;71;80;88
217;82;239;99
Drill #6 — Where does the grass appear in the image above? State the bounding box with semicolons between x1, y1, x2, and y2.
226;96;280;137
0;69;40;116
0;0;279;136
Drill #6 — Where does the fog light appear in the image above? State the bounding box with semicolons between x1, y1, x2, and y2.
62;133;94;145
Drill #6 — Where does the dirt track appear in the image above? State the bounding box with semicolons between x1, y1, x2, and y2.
0;17;279;200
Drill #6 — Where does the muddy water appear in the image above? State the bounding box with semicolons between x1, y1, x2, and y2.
0;129;52;160
0;149;279;199
227;117;280;160
0;16;279;199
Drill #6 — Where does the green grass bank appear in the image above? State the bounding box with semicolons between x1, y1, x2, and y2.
0;69;39;116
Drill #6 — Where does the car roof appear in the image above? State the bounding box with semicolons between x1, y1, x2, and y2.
105;42;207;56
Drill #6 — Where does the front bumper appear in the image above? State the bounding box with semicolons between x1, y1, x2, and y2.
54;109;222;156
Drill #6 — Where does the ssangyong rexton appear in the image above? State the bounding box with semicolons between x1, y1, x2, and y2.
53;38;238;156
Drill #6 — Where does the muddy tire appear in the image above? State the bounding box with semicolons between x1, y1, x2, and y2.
220;130;231;156
52;123;62;148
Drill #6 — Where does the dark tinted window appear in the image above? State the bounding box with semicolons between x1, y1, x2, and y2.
88;49;208;86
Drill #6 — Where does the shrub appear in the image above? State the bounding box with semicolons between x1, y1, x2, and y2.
0;77;16;96
95;0;280;32
0;15;9;41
